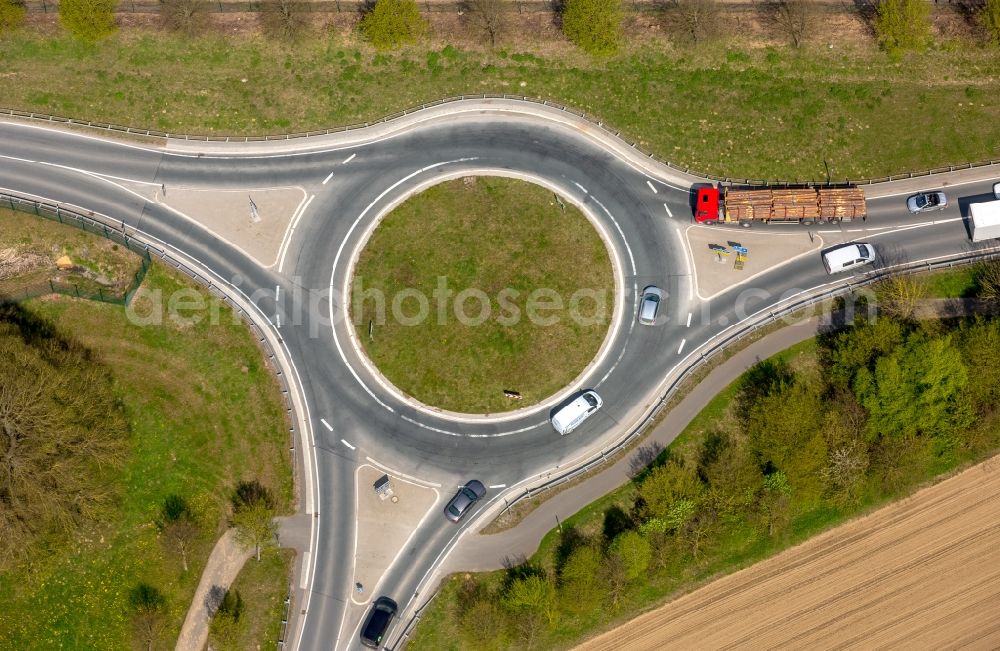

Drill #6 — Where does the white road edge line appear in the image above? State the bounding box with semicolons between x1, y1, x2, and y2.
663;202;673;218
340;439;356;450
320;418;334;431
277;193;315;273
675;226;695;302
364;457;442;487
322;171;335;185
646;180;658;194
677;339;686;355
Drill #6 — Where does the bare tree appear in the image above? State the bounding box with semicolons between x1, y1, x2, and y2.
159;0;210;34
163;517;198;572
874;273;928;320
464;0;506;48
821;440;869;503
258;0;311;41
663;0;722;44
129;583;167;651
760;0;819;47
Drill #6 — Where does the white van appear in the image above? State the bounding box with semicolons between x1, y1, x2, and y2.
551;390;603;435
822;242;875;275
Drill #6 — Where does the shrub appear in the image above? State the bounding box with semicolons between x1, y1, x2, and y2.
359;0;427;50
561;0;622;56
59;0;117;41
258;0;311;41
159;0;211;35
873;0;931;54
0;0;27;34
982;0;1000;46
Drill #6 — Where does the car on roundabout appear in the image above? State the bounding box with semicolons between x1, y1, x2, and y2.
444;480;487;523
550;390;603;435
637;285;664;325
906;191;948;214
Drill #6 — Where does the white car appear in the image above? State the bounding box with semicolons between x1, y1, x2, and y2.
993;182;1000;200
551;390;602;435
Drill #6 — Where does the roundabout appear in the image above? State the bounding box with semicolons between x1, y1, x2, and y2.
348;175;616;415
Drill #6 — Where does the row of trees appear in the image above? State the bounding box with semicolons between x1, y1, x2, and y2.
2;0;999;52
431;269;1000;649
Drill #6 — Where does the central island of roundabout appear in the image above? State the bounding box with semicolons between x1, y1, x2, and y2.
348;175;617;416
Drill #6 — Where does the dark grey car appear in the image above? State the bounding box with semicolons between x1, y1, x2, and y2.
360;596;397;648
444;480;486;523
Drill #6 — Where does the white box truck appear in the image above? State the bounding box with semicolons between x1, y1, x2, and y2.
970;199;1000;242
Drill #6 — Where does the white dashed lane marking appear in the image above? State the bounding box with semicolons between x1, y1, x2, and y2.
320;418;334;431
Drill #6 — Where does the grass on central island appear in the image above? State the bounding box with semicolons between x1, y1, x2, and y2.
352;176;614;413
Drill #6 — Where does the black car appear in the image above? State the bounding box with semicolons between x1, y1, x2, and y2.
444;480;487;523
360;596;398;649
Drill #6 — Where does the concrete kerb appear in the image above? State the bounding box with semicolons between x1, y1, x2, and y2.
0;189;318;651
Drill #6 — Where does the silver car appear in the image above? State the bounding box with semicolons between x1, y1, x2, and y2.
993;182;1000;199
637;286;663;325
906;191;947;214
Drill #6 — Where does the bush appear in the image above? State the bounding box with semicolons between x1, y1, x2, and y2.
982;0;1000;46
561;0;622;56
873;0;931;54
0;0;26;34
159;0;211;35
59;0;117;41
232;479;276;511
359;0;427;50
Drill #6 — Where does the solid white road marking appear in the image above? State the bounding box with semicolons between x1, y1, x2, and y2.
322;171;335;185
646;180;658;194
676;226;695;302
320;418;334;431
340;439;356;450
277;193;315;273
343;153;356;164
677;339;686;355
364;457;442;487
686;312;692;327
663;202;673;218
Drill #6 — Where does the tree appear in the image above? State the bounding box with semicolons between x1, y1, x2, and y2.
464;0;506;48
258;0;311;41
59;0;117;41
561;0;622;56
957;318;1000;413
159;0;210;34
760;0;818;47
873;0;931;54
973;258;1000;299
874;273;927;320
208;589;245;651
0;314;128;569
664;0;722;45
232;499;276;561
359;0;427;50
757;470;792;536
608;530;651;582
160;495;199;572
231;478;276;511
0;0;26;34
636;458;704;520
981;0;1000;46
854;334;971;441
502;574;555;644
559;544;604;613
129;583;167;651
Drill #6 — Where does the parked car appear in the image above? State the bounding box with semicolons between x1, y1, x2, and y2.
360;596;398;648
550;390;602;435
637;285;663;325
906;191;948;214
444;480;486;523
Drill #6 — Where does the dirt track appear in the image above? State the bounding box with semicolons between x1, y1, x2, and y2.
577;456;1000;651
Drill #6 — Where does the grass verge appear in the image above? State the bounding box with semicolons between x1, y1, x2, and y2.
1;34;999;180
353;176;613;413
0;214;293;649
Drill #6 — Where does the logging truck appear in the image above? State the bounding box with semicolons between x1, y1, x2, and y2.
694;185;867;225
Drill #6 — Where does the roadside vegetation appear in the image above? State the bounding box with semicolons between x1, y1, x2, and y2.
353;176;613;413
0;212;293;649
409;263;1000;650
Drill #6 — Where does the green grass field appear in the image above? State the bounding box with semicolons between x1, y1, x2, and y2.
353;176;613;413
1;34;998;180
0;215;293;649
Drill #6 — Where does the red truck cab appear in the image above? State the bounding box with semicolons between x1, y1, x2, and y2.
695;186;720;223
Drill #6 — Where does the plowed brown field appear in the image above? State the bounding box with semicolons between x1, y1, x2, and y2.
577;456;1000;651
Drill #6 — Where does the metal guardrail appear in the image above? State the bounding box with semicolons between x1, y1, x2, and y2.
0;191;302;480
3;97;999;188
491;244;1000;522
276;591;292;650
